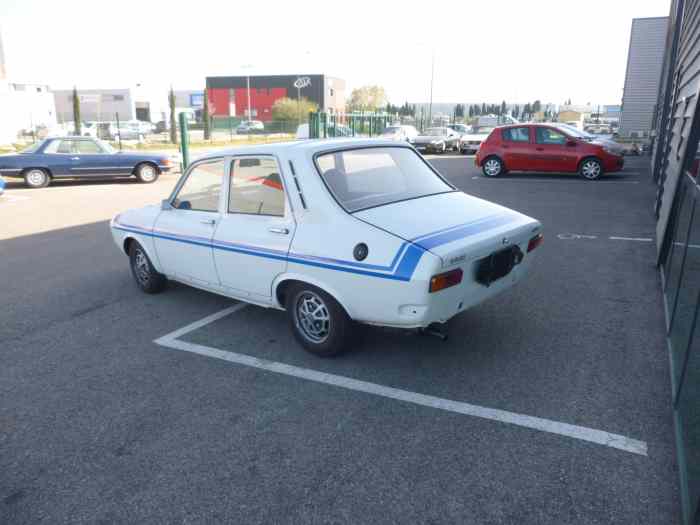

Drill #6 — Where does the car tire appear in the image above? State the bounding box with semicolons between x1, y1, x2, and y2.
440;143;446;154
482;156;504;177
286;283;352;357
128;241;167;294
579;158;603;180
23;168;50;188
135;163;159;183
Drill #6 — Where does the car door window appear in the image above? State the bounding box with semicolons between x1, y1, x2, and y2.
75;140;102;154
229;156;285;216
54;140;74;154
536;128;566;145
502;127;531;142
172;159;224;212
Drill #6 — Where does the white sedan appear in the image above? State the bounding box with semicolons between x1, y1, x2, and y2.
111;139;543;356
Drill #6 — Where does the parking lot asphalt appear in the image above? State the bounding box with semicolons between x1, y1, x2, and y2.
1;155;680;524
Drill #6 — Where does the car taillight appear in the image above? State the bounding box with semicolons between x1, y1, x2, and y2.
429;268;463;293
162;158;172;167
527;233;544;252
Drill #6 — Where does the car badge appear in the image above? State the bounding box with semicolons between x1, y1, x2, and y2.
502;237;509;245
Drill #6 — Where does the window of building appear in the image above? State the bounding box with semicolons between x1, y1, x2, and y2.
172;159;224;212
229;157;285;216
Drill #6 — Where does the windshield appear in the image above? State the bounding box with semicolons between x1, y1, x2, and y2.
554;123;593;139
425;128;446;136
21;141;44;153
315;147;454;213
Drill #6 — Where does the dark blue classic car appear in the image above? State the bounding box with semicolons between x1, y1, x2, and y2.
0;137;175;188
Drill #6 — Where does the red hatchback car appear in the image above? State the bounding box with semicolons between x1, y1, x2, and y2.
475;123;625;180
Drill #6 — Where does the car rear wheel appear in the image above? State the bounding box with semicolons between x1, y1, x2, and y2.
24;168;50;188
135;163;159;183
287;284;351;357
128;241;167;293
482;156;503;177
579;158;602;180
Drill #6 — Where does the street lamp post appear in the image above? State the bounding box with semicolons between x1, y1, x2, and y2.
242;64;253;121
428;49;435;125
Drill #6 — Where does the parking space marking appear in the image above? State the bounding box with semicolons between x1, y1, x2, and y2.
154;306;648;457
0;194;30;204
609;236;653;242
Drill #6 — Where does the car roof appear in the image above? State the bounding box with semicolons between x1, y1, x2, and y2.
194;138;412;161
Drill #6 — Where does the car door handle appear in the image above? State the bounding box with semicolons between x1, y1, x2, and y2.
536;147;544;151
200;219;216;225
268;227;289;235
71;157;80;160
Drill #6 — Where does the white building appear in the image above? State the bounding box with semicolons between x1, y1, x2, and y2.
0;32;57;144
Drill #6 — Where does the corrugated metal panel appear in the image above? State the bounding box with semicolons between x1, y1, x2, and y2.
620;18;669;137
656;0;700;258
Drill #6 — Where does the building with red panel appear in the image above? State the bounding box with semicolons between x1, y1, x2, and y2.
206;74;345;121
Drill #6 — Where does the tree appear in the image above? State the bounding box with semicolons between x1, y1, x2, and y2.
168;87;177;144
454;104;464;118
481;102;487;115
72;87;81;136
513;105;520;119
347;85;388;112
532;100;542;114
523;103;532;120
500;100;507;116
202;89;210;140
271;97;318;122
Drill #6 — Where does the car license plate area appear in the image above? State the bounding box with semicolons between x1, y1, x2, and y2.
475;246;524;286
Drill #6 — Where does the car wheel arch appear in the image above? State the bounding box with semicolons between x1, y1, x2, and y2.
132;161;160;175
122;235;164;273
577;155;602;171
273;275;354;319
21;166;53;178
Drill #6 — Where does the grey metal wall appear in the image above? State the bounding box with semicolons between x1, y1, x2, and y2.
53;89;135;123
619;17;668;138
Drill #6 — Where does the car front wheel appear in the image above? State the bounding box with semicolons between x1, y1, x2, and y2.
287;284;351;357
24;168;50;188
579;158;603;180
482;156;503;177
135;163;159;183
128;241;167;293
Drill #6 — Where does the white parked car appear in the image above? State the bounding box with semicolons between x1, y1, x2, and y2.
110;139;542;356
380;125;419;142
459;127;494;154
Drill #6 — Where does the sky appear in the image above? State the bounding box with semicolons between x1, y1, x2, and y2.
0;0;670;106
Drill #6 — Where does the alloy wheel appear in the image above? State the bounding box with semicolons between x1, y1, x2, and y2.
294;291;331;343
581;160;601;179
484;159;501;176
139;165;156;182
134;249;151;285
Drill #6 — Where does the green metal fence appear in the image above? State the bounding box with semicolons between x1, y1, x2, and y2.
308;112;394;139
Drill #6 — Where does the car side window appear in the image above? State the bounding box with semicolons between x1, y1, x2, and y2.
172;159;224;212
229;156;285;217
75;140;102;154
535;128;566;145
42;140;62;154
502;127;530;143
56;140;74;154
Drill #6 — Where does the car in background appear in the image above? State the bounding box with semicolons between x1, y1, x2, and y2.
109;121;153;142
237;120;265;134
0;175;5;196
412;127;460;153
458;126;494;154
380;125;419;142
475;123;624;180
110;139;542;356
447;124;472;136
0;137;174;188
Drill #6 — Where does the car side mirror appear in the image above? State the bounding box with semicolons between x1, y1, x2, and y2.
161;199;173;210
566;140;577;147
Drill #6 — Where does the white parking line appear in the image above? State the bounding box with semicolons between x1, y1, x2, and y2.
609;236;653;242
154;306;648;457
0;194;30;204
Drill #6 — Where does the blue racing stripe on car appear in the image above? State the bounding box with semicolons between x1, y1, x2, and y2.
416;214;515;250
113;212;517;281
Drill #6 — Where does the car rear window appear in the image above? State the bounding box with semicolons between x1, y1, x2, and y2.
315;147;454;212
